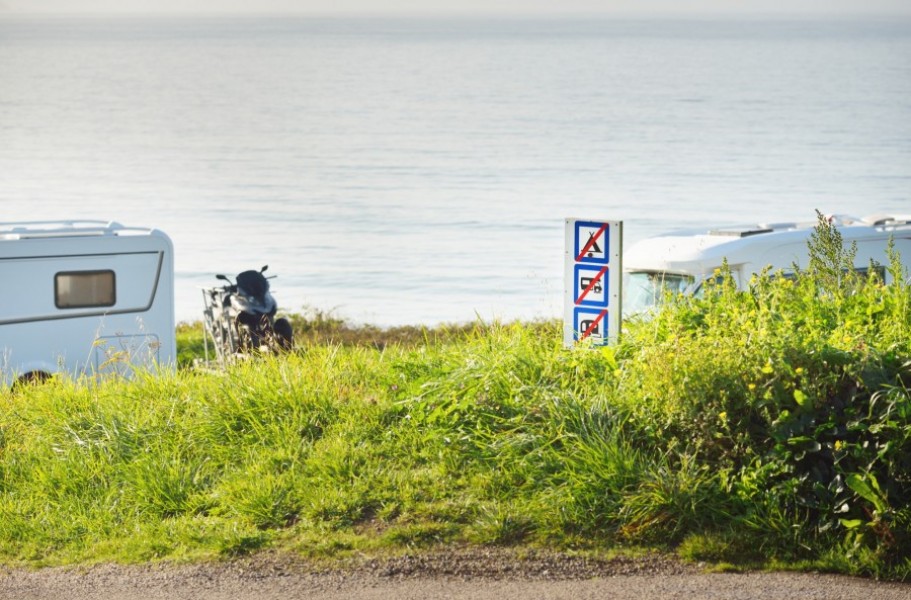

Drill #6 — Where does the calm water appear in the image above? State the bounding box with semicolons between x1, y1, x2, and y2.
1;17;910;325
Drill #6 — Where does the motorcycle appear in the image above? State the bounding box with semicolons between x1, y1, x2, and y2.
201;265;293;364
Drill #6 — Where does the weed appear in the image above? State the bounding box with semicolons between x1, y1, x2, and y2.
1;219;909;579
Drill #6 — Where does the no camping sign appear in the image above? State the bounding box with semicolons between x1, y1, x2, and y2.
564;218;622;347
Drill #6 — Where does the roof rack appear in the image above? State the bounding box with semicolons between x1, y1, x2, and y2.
0;221;153;240
757;222;801;230
862;215;911;227
708;227;773;238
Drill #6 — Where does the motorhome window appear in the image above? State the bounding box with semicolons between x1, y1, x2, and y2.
770;266;885;283
693;270;732;298
855;265;886;280
626;271;694;314
55;270;116;309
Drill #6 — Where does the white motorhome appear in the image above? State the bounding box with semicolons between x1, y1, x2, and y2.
624;214;911;315
0;221;175;386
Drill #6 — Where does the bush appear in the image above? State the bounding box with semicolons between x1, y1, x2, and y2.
1;215;908;580
616;213;911;575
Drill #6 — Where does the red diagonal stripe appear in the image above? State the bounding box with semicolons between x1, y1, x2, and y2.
576;266;608;304
580;309;608;340
576;223;608;262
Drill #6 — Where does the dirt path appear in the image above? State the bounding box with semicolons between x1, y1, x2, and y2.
1;549;908;600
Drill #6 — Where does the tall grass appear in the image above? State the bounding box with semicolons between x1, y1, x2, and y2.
1;217;909;579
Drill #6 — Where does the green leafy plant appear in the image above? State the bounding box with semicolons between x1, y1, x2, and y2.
1;217;909;580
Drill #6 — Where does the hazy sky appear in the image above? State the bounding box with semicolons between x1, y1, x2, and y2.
3;0;911;16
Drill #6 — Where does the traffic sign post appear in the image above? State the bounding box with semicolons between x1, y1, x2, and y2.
564;218;622;347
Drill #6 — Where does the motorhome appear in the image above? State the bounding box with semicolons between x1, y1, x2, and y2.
623;214;911;315
0;221;175;386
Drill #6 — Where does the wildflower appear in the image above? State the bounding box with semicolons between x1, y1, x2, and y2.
834;440;844;451
795;367;804;375
718;411;727;421
748;383;757;391
761;363;774;375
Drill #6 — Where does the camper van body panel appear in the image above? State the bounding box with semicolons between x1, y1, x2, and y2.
0;222;175;386
623;215;911;316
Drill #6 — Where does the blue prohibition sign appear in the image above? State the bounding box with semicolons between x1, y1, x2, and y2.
574;264;609;308
574;307;609;343
574;221;609;265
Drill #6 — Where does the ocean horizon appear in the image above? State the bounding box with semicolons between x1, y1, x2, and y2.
2;15;909;325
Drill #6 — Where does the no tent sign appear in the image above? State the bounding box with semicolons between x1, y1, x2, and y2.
563;218;622;348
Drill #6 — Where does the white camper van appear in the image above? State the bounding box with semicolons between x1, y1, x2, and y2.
0;221;175;386
624;214;911;315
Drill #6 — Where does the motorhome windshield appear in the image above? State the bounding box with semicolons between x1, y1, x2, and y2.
625;271;694;314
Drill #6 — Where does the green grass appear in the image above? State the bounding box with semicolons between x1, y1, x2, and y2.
1;216;910;580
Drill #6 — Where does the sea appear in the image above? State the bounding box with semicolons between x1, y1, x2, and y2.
1;16;909;326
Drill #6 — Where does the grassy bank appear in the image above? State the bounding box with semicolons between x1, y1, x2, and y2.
1;220;909;579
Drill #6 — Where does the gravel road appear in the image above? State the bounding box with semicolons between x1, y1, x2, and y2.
1;549;908;600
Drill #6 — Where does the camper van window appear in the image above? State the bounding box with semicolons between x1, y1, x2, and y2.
626;271;694;314
769;265;885;284
55;270;116;309
856;265;887;281
693;271;731;298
